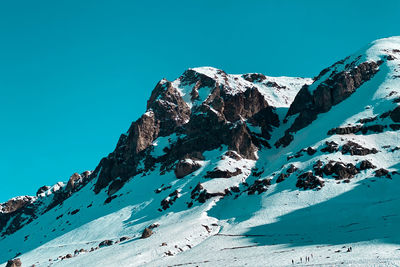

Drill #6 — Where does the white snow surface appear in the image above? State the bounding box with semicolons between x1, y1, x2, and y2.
2;37;400;267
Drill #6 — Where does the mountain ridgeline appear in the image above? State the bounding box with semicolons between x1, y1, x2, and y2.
2;37;400;266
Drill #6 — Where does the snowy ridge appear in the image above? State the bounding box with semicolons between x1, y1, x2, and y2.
172;66;311;108
1;37;400;267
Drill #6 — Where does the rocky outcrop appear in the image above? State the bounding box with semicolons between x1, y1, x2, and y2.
66;173;82;192
90;68;284;195
36;186;50;197
247;178;271;195
321;141;339;153
174;159;201;179
276;59;383;147
99;240;114;247
141;227;153;239
375;168;391;178
91;69;282;195
359;160;376;170
317;161;359;179
341;141;378;156
296;172;324;190
390;106;400;122
204;168;242;178
5;258;21;267
0;196;34;214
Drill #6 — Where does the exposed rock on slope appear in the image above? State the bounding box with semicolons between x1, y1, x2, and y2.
2;37;400;267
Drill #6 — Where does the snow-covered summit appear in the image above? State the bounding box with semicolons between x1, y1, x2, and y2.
171;66;312;109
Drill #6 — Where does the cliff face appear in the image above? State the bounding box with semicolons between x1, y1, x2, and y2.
91;67;302;195
2;37;400;267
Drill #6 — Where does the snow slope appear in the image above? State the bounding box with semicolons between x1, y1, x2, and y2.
1;37;400;267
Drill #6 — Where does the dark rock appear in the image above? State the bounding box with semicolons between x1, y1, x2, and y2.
242;73;267;83
361;124;385;134
341;141;378;155
161;190;180;210
196;190;226;203
276;173;288;183
230;186;240;193
99;240;114;247
358;116;377;123
306;147;317;155
65;254;73;259
296;172;324;190
380;111;392;118
0;196;34;214
285;60;382;143
66;173;82;192
148;223;160;229
107;179;124;196
359;160;376;170
331;162;359;180
205;168;242;178
313;160;324;176
275;133;293;148
104;195;117;204
390;106;400;122
141;227;153;239
247;179;271;194
5;258;21;267
174;160;201;178
286;164;298;174
389;124;400;130
321;141;339;153
190;183;204;200
375;168;391;178
328;126;361;135
224;150;242;160
120;236;130;242
36;186;50;197
70;209;80;215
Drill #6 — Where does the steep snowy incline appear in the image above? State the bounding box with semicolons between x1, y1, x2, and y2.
1;37;400;267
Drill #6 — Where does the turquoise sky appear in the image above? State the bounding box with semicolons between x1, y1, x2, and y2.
1;0;400;202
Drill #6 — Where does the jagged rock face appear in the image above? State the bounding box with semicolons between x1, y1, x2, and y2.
146;80;191;136
276;59;383;147
92;69;284;194
0;196;34;214
66;173;82;192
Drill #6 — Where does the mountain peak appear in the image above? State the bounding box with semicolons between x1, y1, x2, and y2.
2;38;400;267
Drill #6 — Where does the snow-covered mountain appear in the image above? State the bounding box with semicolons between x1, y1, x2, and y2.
2;37;400;267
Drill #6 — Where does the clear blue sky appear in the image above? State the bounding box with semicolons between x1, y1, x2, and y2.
1;0;399;202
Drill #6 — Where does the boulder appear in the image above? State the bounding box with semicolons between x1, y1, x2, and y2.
174;160;201;179
375;168;390;178
359;160;376;170
296;172;324;190
5;258;21;267
141;227;153;239
99;240;114;247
